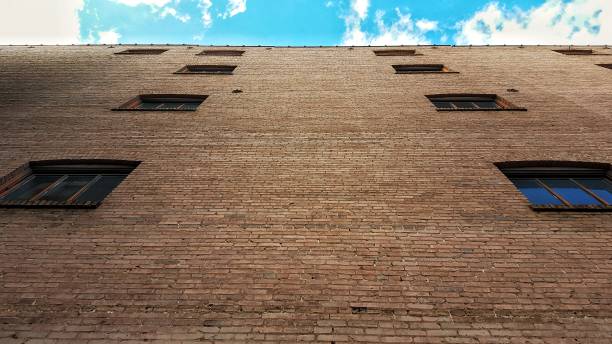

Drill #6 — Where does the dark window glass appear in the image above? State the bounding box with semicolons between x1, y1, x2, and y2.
76;175;127;203
510;179;564;206
158;102;183;110
432;101;453;109
2;175;62;201
575;178;612;204
136;102;161;110
394;65;444;72
455;101;477;109
180;102;200;110
39;175;96;202
541;179;602;206
474;101;500;109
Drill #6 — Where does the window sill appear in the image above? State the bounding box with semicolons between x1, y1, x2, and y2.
435;107;527;112
173;72;233;75
111;108;198;111
530;205;612;212
0;200;101;209
396;71;459;74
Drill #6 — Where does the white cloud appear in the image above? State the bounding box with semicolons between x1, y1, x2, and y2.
160;7;191;22
342;7;436;46
0;0;84;45
111;0;173;7
455;0;612;45
223;0;247;18
352;0;369;20
98;29;121;44
199;0;214;27
416;19;438;32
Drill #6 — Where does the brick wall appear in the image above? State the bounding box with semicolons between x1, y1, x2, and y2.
0;45;611;343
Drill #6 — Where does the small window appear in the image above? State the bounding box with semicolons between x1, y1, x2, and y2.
426;94;525;111
0;160;139;208
197;50;244;56
374;49;420;56
552;49;610;56
175;65;236;74
393;64;456;74
115;49;168;55
497;162;612;211
113;94;207;111
597;64;612;70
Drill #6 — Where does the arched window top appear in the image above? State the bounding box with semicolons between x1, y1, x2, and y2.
0;159;140;208
497;161;611;211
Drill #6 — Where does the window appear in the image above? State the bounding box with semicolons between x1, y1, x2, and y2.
597;64;612;70
374;49;420;56
426;94;525;111
197;50;244;56
553;49;594;55
113;94;207;111
393;64;456;74
552;49;609;56
115;49;168;55
174;65;236;74
497;162;612;211
0;160;139;208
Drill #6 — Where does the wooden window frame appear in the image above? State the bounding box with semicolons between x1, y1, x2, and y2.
393;64;457;74
113;94;208;111
0;160;140;209
174;65;236;75
374;49;421;56
114;49;168;55
197;50;244;56
426;94;526;111
496;161;612;212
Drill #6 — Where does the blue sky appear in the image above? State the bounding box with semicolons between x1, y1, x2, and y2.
0;0;610;45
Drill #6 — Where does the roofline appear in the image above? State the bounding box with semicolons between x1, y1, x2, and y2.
1;44;610;48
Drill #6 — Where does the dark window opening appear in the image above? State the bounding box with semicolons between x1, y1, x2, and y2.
0;160;140;208
175;65;236;74
597;64;612;70
426;94;524;111
114;94;207;111
393;64;455;73
374;49;419;56
498;162;612;211
197;50;244;56
552;49;609;56
115;49;168;55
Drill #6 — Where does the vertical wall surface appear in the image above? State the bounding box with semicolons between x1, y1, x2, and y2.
0;45;611;343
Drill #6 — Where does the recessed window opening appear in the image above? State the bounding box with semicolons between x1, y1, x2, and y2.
393;64;454;73
427;94;523;111
115;49;168;55
0;160;140;208
552;49;606;55
114;94;207;111
497;162;612;211
197;50;244;56
597;64;612;70
175;65;236;74
374;49;419;56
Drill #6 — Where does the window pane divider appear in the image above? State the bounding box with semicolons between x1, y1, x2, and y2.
571;178;609;206
67;175;102;204
31;175;68;201
535;178;571;206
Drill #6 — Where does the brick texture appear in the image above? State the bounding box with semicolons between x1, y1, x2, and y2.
0;45;611;343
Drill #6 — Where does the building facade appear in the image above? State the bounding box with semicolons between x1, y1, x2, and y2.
0;45;611;343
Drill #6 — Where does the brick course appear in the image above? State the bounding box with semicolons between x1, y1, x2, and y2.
0;45;611;343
